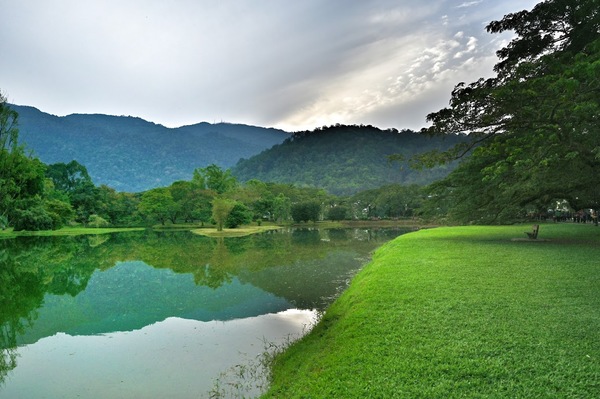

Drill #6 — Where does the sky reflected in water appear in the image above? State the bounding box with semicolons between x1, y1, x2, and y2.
0;227;409;397
5;310;316;398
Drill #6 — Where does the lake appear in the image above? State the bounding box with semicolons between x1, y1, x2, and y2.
0;227;409;398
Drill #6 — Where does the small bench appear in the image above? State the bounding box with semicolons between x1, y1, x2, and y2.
525;224;539;239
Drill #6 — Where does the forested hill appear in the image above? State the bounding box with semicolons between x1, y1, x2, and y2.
12;104;289;192
232;125;467;195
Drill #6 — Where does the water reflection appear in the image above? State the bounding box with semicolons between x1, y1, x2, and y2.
0;227;410;396
1;310;317;399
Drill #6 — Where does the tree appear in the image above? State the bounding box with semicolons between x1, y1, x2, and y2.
46;160;93;193
169;180;214;224
46;161;101;223
0;96;18;152
12;200;57;231
1;152;46;220
0;94;47;227
44;198;74;228
95;185;142;226
420;0;600;223
225;202;253;228
272;193;291;223
349;184;423;219
193;164;237;194
88;214;109;228
327;205;349;221
138;188;177;225
211;197;236;231
291;201;321;223
228;179;274;220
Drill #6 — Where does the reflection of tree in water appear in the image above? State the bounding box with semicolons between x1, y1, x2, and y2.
0;236;100;384
0;227;409;381
195;238;233;288
327;228;349;241
0;246;45;385
224;235;253;255
0;347;16;389
292;228;322;245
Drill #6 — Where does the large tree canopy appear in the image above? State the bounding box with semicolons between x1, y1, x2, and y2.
0;93;47;227
422;0;600;223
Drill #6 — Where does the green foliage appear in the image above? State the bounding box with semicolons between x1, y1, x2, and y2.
88;214;109;228
46;160;102;223
96;185;142;226
422;1;600;223
138;188;177;225
350;184;424;219
0;93;48;229
192;164;238;194
233;125;465;196
225;203;253;228
1;151;47;224
291;201;321;223
12;202;58;231
326;205;349;221
44;198;74;228
211;197;236;231
46;160;92;193
0;92;19;152
227;179;274;220
168;181;213;224
272;193;291;223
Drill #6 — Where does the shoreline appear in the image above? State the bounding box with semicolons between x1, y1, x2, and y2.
262;224;600;398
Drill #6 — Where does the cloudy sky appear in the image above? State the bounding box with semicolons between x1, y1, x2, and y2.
2;0;540;132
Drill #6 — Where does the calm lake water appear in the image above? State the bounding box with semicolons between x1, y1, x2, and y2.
0;227;408;398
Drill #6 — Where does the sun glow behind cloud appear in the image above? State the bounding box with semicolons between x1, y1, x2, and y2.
276;10;499;131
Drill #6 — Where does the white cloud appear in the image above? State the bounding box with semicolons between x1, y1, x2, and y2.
457;1;483;8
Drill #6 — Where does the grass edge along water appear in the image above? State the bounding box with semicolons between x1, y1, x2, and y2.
262;223;600;398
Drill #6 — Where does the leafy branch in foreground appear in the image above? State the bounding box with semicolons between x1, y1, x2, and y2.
416;0;600;223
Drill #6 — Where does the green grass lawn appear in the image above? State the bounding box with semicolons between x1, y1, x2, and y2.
263;223;600;398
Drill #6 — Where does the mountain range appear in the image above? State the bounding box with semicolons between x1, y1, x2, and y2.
13;105;463;195
232;125;465;195
12;104;288;192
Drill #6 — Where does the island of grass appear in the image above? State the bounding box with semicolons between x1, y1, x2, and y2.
191;225;282;238
263;223;600;398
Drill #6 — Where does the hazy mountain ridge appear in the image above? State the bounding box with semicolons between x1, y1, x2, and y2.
13;105;463;196
232;125;466;195
12;104;289;192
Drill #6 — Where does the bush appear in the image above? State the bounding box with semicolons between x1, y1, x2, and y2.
327;205;349;221
291;201;321;223
45;199;74;228
225;203;253;228
13;206;57;231
88;214;110;228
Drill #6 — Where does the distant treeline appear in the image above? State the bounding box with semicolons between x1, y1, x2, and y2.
2;101;463;232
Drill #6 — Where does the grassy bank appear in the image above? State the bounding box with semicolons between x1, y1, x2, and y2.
0;226;144;239
263;224;600;398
